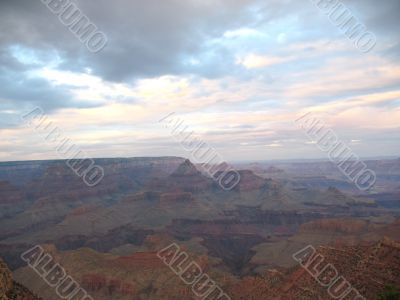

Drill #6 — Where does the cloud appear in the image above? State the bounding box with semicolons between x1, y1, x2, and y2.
265;142;283;148
236;54;290;68
0;0;270;81
0;0;399;161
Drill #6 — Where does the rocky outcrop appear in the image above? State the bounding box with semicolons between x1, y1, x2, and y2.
112;252;164;269
0;259;13;298
168;219;264;237
0;244;37;271
300;218;368;234
148;160;212;192
82;274;136;297
54;225;154;252
235;170;272;192
160;192;193;206
224;207;323;225
202;235;266;275
0;182;24;205
1;157;187;209
229;239;400;300
0;258;41;300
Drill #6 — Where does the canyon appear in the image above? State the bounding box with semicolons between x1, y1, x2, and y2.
0;157;399;299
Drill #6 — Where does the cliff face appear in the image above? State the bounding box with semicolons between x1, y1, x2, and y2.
0;157;187;209
0;182;24;205
0;181;29;221
10;238;400;300
54;225;154;252
0;258;13;298
235;170;270;192
159;192;194;207
0;258;40;300
229;239;400;300
82;274;136;297
1;157;399;300
299;218;369;234
148;160;213;192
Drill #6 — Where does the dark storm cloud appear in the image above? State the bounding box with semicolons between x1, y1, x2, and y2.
0;0;266;82
1;0;399;82
0;47;69;128
0;44;104;114
0;1;94;121
67;0;272;81
0;47;100;129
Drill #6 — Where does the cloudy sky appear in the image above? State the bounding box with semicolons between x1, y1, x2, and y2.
0;0;399;162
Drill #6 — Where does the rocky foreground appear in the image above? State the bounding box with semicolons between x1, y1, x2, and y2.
1;238;397;300
229;238;400;299
0;258;40;300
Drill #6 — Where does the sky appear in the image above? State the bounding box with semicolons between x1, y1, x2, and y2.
0;0;399;162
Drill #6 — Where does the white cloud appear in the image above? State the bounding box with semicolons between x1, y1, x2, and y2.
236;53;289;69
223;28;265;39
266;141;283;147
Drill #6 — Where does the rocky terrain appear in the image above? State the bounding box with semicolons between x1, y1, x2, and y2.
228;238;400;299
0;258;41;300
0;157;399;299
